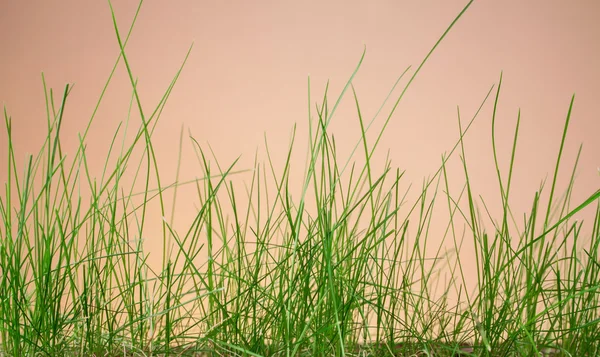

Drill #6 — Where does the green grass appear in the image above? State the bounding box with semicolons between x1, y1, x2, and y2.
1;0;600;356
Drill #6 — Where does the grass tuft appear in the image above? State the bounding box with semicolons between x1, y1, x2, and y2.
1;0;599;356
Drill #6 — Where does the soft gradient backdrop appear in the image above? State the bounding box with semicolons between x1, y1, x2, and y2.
1;1;599;276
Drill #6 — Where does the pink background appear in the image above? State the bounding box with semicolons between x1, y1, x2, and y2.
1;1;599;272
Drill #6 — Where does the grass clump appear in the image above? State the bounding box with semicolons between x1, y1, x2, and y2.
1;0;599;356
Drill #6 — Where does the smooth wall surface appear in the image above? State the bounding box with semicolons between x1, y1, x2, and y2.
1;1;599;270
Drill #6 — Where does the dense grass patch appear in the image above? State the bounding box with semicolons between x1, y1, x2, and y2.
1;1;599;356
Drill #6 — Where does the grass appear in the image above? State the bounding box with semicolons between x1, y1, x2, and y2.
1;0;600;356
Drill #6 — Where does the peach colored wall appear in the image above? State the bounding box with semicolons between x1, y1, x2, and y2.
1;1;598;273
